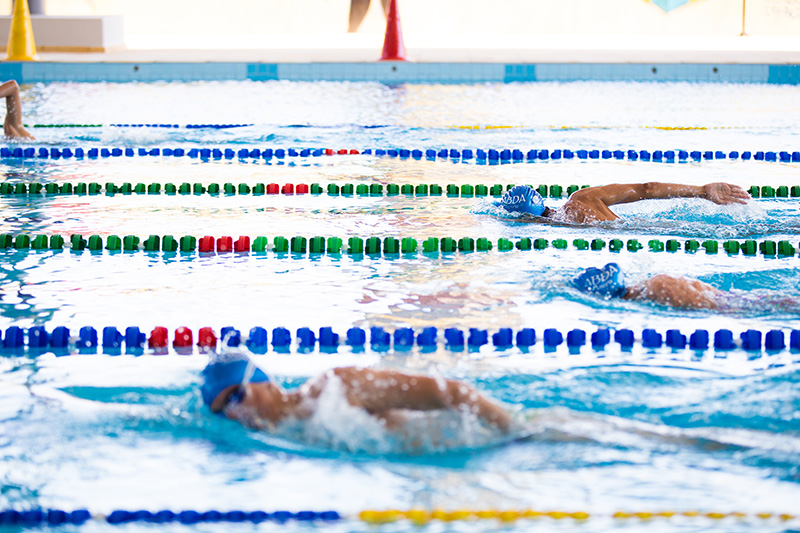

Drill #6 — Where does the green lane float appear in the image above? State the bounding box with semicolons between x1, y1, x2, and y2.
2;234;799;260
0;182;598;199
7;180;800;203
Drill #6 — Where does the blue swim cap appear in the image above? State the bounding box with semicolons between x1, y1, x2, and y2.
201;351;269;407
495;185;546;216
573;263;626;299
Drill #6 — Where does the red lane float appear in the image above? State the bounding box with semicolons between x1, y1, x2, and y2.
199;236;215;253
216;236;233;253
234;236;250;252
148;327;168;348
198;327;217;348
173;327;193;348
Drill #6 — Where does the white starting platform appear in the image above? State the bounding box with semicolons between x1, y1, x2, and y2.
0;15;124;52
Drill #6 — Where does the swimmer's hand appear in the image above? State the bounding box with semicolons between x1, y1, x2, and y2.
703;183;750;205
3;119;34;140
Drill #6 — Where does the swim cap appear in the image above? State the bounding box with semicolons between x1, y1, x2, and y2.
495;185;546;216
573;263;626;299
201;351;269;407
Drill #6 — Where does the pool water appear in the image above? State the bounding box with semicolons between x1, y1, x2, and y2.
1;80;799;532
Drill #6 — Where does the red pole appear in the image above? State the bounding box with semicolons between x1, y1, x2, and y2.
380;0;407;61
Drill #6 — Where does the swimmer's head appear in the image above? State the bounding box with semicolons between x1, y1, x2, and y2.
496;185;547;217
201;351;269;408
573;262;626;299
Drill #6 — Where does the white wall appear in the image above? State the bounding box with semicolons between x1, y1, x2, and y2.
2;0;799;38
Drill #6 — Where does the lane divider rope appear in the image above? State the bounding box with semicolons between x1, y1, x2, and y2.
26;123;252;129
448;124;769;131
0;508;795;526
360;509;798;524
0;234;797;258
1;146;798;164
2;325;798;354
358;509;798;524
25;123;771;131
1;182;796;199
0;509;338;526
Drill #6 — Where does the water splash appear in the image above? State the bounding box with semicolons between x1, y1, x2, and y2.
265;375;512;456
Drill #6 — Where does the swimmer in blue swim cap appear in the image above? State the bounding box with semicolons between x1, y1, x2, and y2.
201;350;271;410
203;351;512;433
495;185;550;217
496;182;750;224
573;262;627;299
574;263;723;309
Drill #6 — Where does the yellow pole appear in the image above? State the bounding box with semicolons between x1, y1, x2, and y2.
6;0;38;61
740;0;747;36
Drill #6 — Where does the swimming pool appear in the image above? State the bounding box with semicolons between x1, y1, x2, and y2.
1;80;799;532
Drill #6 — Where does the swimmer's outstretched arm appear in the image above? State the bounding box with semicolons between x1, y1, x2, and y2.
310;367;512;433
623;274;721;310
0;80;33;140
560;182;750;222
570;182;750;209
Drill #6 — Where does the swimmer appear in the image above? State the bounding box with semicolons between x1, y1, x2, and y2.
574;262;723;310
202;351;512;434
1;80;33;140
496;182;750;224
1;80;32;140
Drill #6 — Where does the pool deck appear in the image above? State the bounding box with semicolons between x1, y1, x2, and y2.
24;34;800;64
3;34;797;84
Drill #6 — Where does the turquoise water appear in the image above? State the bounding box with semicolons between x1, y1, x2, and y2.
1;80;800;531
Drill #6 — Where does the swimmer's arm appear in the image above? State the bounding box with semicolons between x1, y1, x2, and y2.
1;80;33;140
0;80;21;99
569;182;750;207
623;275;720;310
331;368;511;432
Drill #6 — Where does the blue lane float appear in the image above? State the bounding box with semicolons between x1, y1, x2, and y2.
0;509;92;526
29;124;252;130
0;509;339;526
0;146;798;165
2;325;798;355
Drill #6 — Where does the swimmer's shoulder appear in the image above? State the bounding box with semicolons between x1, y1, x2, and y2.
555;201;595;224
561;194;618;223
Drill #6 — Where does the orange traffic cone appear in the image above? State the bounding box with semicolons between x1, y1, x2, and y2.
379;0;407;61
6;0;38;61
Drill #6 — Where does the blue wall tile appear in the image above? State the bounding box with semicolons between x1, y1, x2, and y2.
246;63;278;81
768;65;800;85
1;61;795;85
0;62;24;82
504;64;536;82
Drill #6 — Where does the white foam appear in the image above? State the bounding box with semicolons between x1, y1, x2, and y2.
268;373;507;455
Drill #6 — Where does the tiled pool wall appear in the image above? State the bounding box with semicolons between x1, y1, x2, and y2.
0;61;798;84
